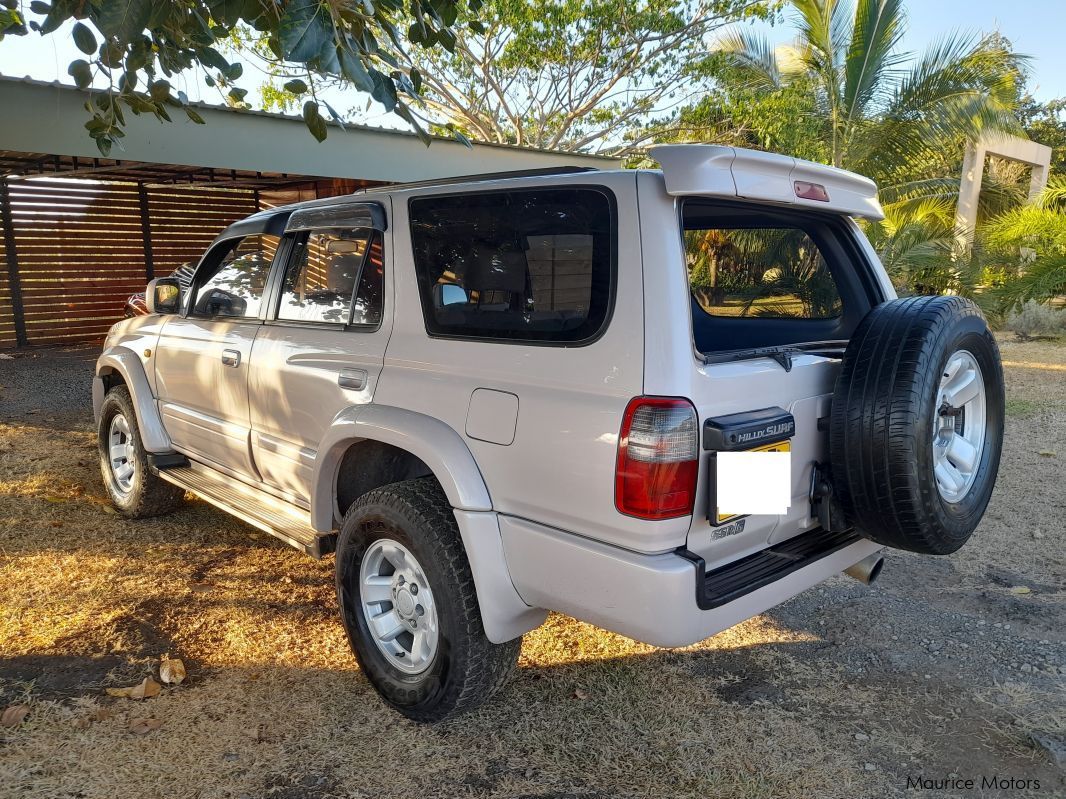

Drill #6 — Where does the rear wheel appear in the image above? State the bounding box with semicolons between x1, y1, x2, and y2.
335;478;521;722
97;386;185;518
829;296;1004;554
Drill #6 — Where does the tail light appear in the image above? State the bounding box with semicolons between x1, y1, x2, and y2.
615;397;699;519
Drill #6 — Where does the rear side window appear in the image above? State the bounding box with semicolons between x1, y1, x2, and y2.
192;234;279;319
684;220;842;320
408;188;614;343
277;228;383;327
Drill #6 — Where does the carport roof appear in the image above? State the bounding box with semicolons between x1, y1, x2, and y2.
0;76;618;187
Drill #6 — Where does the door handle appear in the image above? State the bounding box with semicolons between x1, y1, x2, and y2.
221;349;241;367
338;368;368;390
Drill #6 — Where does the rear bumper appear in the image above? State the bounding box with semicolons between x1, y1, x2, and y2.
498;515;882;648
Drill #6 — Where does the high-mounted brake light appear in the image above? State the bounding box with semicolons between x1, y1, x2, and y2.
794;180;830;202
615;397;699;520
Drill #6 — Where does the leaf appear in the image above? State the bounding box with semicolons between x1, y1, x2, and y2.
283;78;308;94
206;0;243;28
321;100;346;131
68;59;92;90
223;61;243;80
0;704;30;727
1010;585;1032;595
91;0;152;43
196;45;230;72
72;22;96;55
338;47;373;92
129;717;163;735
572;688;589;701
106;677;161;700
149;80;171;101
159;657;186;685
184;107;205;125
302;100;327;142
1037;450;1056;457
278;0;333;62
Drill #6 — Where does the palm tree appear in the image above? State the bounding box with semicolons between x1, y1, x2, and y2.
714;0;1025;200
979;177;1066;308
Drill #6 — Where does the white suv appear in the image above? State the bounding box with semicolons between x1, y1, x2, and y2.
93;145;1004;720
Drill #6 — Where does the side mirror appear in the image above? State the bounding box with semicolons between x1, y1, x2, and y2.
433;283;469;308
147;277;182;315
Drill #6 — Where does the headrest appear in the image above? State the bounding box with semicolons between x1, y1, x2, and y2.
463;243;527;294
326;255;361;293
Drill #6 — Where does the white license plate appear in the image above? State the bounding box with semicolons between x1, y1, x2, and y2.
711;440;791;525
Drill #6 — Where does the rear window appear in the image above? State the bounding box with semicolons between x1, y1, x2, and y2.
683;219;842;320
408;188;614;343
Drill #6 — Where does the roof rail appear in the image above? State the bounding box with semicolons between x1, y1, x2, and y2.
363;165;598;193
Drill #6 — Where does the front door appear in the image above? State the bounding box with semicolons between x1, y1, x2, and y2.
155;233;280;477
249;223;391;501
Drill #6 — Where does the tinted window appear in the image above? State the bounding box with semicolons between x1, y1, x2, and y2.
277;228;382;326
192;234;279;319
683;225;842;320
409;188;614;342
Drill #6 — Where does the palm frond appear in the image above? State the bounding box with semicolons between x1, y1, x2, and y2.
992;253;1066;307
850;34;1026;177
714;29;784;91
842;0;907;126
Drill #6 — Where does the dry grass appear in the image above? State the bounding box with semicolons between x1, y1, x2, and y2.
1;337;1064;798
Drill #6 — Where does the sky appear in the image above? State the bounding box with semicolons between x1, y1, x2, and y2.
0;0;1063;131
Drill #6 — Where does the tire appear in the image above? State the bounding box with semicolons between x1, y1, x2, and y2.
829;296;1004;555
335;477;521;722
97;386;185;518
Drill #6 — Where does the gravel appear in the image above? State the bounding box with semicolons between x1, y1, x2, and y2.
0;344;97;424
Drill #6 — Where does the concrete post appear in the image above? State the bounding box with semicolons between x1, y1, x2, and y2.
955;133;1053;251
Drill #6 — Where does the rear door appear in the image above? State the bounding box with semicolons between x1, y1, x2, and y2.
641;187;882;567
155;233;281;477
248;202;391;502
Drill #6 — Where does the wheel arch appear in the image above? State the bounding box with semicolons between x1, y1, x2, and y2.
93;347;173;453
315;407;542;643
311;403;492;532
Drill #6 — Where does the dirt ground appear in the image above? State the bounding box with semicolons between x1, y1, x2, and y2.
0;336;1063;799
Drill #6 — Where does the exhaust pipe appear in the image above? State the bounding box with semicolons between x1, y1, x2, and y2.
844;552;884;585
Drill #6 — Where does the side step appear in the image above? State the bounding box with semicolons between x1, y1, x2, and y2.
682;527;862;610
157;462;337;559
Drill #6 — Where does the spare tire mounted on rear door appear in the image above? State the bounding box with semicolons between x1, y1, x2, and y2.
829;296;1005;555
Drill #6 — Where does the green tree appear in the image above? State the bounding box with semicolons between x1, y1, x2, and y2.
979;178;1066;308
1018;94;1066;176
711;0;1025;197
0;0;479;154
235;0;772;153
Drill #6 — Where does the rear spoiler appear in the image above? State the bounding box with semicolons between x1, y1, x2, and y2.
649;144;884;221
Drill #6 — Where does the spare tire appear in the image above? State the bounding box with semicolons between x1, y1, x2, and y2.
829;296;1004;554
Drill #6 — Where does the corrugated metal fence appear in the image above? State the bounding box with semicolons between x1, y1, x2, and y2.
0;177;257;347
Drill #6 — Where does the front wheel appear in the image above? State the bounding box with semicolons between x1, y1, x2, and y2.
97;386;185;518
335;478;520;722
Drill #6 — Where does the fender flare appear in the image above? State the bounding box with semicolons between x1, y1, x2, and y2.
93;347;174;453
311;403;492;531
313;405;541;643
